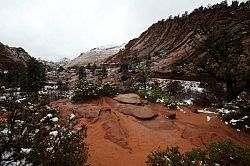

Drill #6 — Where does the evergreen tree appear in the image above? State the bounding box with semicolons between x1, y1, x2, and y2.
26;58;46;95
90;63;97;73
57;66;64;73
135;63;151;91
86;63;91;70
0;95;88;166
190;3;250;101
77;66;86;80
101;65;108;78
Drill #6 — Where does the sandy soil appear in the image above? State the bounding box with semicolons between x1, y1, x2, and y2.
53;97;250;166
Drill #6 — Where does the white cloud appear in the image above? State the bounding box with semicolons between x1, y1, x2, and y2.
0;0;246;61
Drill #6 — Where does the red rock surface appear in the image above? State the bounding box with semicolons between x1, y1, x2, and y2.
54;97;250;166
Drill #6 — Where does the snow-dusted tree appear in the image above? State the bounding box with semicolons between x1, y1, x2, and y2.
71;79;101;103
26;57;46;94
71;78;118;103
0;94;88;166
190;1;250;101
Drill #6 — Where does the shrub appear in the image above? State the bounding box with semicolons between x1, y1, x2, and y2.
218;91;250;132
146;147;183;166
72;79;119;103
201;82;226;106
71;79;101;103
208;140;250;166
192;92;213;106
164;80;185;100
100;83;119;97
119;78;139;94
146;140;250;166
0;95;88;166
136;88;177;107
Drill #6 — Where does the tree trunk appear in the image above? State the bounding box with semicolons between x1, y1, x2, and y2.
225;80;237;102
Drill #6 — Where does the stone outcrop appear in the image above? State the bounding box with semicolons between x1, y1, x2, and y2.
117;104;157;120
113;93;142;105
113;93;143;105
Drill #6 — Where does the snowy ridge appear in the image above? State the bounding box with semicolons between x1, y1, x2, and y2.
65;43;125;68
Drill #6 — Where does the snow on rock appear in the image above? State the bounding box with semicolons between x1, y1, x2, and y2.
177;106;184;112
197;108;217;114
46;147;53;152
51;117;59;122
1;128;10;135
66;43;126;68
242;116;248;120
207;116;211;122
229;119;243;126
0;96;7;101
217;108;232;114
46;113;53;118
49;131;58;137
156;98;165;103
183;99;193;105
70;113;76;120
15;98;26;103
20;148;31;154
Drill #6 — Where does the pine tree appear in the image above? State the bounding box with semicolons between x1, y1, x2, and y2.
190;2;250;101
77;66;86;80
26;58;46;94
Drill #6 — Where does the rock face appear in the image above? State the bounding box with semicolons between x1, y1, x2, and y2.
113;93;142;105
117;104;158;120
65;44;125;68
0;42;31;70
106;4;250;77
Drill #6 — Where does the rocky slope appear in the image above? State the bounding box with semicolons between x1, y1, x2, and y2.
54;96;250;166
0;42;31;70
65;44;125;68
106;2;250;75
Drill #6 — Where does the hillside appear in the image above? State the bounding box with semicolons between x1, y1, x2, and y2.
0;42;31;70
66;44;125;68
106;2;250;75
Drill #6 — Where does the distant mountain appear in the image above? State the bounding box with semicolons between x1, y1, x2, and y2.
56;57;71;66
0;42;31;70
65;44;125;68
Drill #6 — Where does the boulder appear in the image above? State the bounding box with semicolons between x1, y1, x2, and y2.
117;104;158;120
113;93;142;105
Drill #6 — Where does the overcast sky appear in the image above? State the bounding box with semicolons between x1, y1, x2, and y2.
0;0;246;61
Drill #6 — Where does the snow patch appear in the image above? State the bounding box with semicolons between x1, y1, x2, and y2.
49;131;58;137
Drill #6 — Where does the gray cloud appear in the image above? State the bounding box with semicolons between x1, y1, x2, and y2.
0;0;245;61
